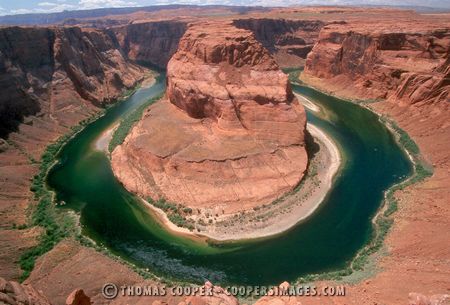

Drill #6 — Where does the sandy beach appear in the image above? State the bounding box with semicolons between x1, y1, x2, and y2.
93;76;156;153
294;93;321;112
94;123;118;153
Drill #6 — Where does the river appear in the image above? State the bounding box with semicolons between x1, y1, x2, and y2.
47;73;413;286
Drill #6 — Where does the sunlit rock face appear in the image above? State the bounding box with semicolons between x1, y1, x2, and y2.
304;23;450;105
112;22;308;213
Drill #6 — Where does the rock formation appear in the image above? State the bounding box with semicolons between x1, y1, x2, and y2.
301;17;450;305
0;26;145;138
303;22;450;105
0;277;51;305
112;21;188;69
65;289;91;305
111;18;324;71
2;7;449;305
0;25;146;280
112;22;308;213
233;18;324;68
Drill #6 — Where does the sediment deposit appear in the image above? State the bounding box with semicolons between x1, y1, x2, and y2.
1;7;449;305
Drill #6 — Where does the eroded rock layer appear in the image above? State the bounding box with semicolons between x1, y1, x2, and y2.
303;22;450;105
0;25;146;280
233;18;324;68
112;22;308;213
112;21;188;69
0;26;146;138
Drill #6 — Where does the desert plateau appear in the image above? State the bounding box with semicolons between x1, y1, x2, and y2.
0;2;449;305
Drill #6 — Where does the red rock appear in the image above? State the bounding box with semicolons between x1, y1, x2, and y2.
303;22;450;105
0;277;51;305
233;19;324;68
66;289;91;305
112;22;308;213
113;21;188;69
0;26;146;138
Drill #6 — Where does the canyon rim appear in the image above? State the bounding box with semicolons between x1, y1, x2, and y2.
0;5;449;305
111;22;309;216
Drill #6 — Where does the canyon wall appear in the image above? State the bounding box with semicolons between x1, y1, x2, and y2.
301;20;450;305
1;8;449;305
112;22;308;213
112;21;188;69
303;22;450;105
234;18;324;68
0;25;146;280
110;18;324;70
0;26;146;138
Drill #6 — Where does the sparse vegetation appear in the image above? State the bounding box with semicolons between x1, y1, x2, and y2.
292;85;433;285
109;93;163;153
18;113;102;282
146;197;196;231
17;79;156;282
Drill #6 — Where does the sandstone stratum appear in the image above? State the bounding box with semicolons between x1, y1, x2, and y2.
111;22;308;213
302;21;450;105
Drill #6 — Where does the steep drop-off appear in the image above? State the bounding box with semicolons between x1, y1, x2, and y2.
0;25;147;280
111;18;324;70
112;22;308;213
112;21;188;69
234;18;324;68
303;22;450;105
301;20;450;305
0;26;146;138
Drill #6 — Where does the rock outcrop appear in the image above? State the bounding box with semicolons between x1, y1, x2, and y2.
303;22;450;105
234;18;324;68
0;277;51;305
0;26;145;138
65;289;91;305
301;18;450;305
112;22;308;213
112;21;188;69
0;25;146;280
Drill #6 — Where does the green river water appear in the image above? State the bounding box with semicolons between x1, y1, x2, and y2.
47;74;413;286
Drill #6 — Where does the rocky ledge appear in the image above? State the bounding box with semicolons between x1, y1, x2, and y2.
111;22;308;213
302;21;450;105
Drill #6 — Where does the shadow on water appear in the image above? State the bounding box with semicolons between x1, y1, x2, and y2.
47;76;413;285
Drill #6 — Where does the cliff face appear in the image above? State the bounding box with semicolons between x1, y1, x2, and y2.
0;25;146;280
302;20;450;305
110;18;324;70
112;21;188;69
303;23;450;105
112;22;308;213
0;26;145;138
234;18;324;68
0;277;51;305
0;27;53;138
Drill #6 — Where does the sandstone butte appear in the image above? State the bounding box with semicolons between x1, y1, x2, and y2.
111;22;308;213
1;7;450;305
